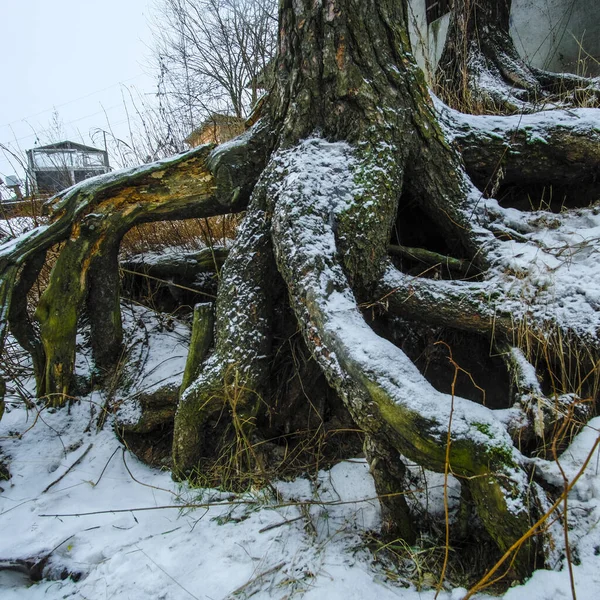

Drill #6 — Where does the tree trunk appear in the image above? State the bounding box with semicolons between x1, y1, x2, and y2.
3;0;600;584
171;0;546;575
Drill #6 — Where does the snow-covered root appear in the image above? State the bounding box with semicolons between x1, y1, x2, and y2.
0;124;273;405
466;42;541;113
436;100;600;194
436;33;541;115
500;347;593;453
437;32;600;115
378;262;598;455
531;68;600;106
270;138;546;576
376;262;510;337
172;184;275;480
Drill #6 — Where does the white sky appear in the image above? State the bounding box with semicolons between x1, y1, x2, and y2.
0;0;156;182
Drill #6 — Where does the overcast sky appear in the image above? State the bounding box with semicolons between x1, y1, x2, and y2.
0;0;156;181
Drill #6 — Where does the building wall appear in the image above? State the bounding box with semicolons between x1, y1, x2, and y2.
186;120;246;148
407;1;451;80
407;0;600;81
511;0;600;76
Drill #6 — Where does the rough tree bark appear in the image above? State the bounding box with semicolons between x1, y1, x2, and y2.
436;0;600;112
1;0;599;582
0;129;272;401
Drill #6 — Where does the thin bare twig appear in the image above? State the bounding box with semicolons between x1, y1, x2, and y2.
136;545;200;600
93;447;120;487
229;561;286;597
121;448;180;498
258;514;304;534
38;490;419;518
42;444;93;494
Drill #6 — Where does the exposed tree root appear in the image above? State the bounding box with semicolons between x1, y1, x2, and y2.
7;251;47;391
376;263;511;338
172;181;275;479
438;103;600;196
120;247;229;282
364;435;415;542
388;244;477;277
270;139;543;575
0;123;273;402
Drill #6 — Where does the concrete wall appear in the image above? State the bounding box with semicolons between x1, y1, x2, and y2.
511;0;600;76
407;0;600;81
407;1;451;80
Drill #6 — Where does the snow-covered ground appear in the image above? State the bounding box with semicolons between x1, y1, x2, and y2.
482;196;600;341
1;350;600;599
1;395;599;599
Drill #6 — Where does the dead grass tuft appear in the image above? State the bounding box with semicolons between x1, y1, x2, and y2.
121;214;243;256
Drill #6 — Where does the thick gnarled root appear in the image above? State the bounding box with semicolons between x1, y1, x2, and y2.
437;102;600;195
4;123;273;402
172;187;275;481
269;138;546;576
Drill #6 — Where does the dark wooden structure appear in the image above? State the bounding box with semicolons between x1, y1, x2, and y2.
425;0;451;24
26;141;110;195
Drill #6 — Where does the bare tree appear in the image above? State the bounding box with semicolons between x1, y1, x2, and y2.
91;85;192;169
151;0;277;135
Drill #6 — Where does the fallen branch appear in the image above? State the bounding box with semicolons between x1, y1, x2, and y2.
229;561;286;597
42;443;93;494
258;514;305;534
38;490;417;518
388;244;477;277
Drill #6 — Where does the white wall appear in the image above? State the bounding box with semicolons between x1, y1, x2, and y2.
511;0;600;75
407;1;450;80
407;0;600;81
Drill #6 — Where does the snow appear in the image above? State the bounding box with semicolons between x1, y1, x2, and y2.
0;394;382;599
0;217;45;242
510;347;542;394
478;199;600;339
1;388;600;599
436;99;600;143
2;118;600;599
112;304;190;428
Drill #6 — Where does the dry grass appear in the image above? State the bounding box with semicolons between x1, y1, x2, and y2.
121;213;244;256
514;317;599;406
512;317;599;458
190;424;363;494
1;208;243;320
180;328;363;493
